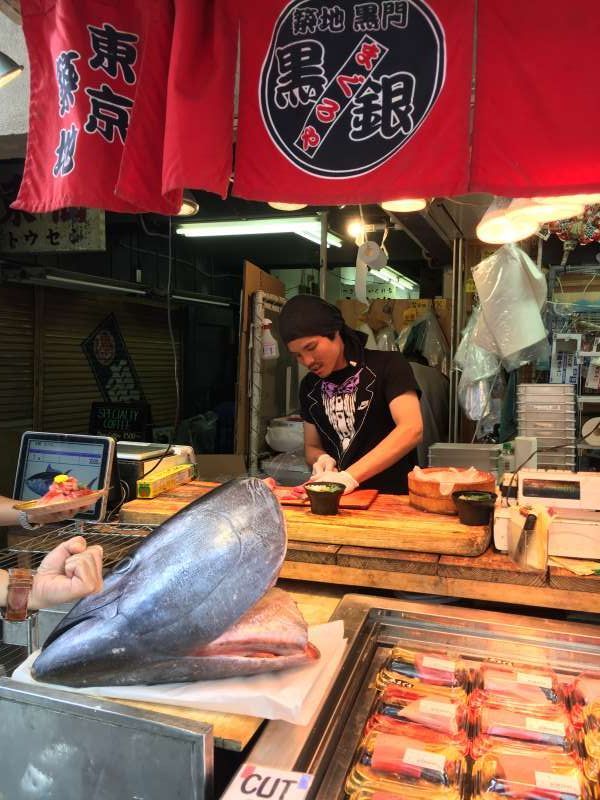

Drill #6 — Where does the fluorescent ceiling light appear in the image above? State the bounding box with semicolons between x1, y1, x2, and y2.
172;294;229;307
46;274;147;295
176;216;343;247
370;266;417;291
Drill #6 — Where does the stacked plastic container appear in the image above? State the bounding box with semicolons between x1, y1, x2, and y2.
344;643;599;800
428;444;503;480
517;384;576;470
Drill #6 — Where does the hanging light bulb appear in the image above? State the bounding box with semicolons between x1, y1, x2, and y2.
507;197;585;223
176;190;200;217
268;202;307;211
380;198;427;212
476;197;539;244
534;193;600;205
347;218;365;240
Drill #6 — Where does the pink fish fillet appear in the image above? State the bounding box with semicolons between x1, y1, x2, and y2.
189;588;320;678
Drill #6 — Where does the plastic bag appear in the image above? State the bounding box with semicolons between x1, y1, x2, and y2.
260;451;311;486
375;325;398;351
455;307;502;424
471;244;550;370
176;411;218;454
396;311;449;374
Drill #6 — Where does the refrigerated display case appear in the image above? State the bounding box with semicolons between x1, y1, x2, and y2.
245;594;600;800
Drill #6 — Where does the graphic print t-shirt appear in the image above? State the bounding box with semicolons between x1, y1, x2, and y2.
299;350;420;494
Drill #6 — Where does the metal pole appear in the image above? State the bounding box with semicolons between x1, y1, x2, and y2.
453;238;465;443
319;211;328;299
448;239;458;442
248;291;286;476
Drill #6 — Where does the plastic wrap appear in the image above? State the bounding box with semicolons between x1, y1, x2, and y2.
470;702;576;754
472;745;591;800
569;674;600;708
411;466;487;496
371;687;469;744
378;647;470;689
348;784;450;800
474;664;563;711
345;729;465;799
471;244;550;371
396;311;449;374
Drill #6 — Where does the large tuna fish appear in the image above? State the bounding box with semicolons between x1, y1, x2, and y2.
33;478;317;687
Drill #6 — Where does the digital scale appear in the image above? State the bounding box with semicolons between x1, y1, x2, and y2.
494;469;600;558
116;441;195;499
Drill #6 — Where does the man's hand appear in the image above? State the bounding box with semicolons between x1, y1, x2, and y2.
29;537;103;609
311;454;337;477
310;469;359;495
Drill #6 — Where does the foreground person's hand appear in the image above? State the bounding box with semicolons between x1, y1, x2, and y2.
310;469;359;495
311;453;337;476
29;537;103;609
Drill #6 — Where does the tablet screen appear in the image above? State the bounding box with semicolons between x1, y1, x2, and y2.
14;432;115;522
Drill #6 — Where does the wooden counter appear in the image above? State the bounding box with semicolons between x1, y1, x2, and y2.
120;481;491;556
119;481;600;614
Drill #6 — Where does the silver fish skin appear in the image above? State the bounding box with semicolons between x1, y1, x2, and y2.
32;478;287;687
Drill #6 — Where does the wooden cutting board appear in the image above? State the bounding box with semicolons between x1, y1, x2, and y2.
274;486;379;510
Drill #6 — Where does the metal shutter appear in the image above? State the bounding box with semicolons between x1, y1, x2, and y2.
41;289;180;432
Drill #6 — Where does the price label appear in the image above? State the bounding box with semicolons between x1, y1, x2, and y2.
516;671;553;689
403;748;446;773
535;770;580;795
419;699;455;718
526;717;565;736
221;764;313;800
422;655;455;673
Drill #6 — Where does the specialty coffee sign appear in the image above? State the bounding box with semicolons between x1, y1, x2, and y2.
260;0;445;178
89;401;151;441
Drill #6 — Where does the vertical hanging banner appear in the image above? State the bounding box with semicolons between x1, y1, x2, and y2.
162;0;237;199
231;0;474;204
14;0;181;214
471;2;600;197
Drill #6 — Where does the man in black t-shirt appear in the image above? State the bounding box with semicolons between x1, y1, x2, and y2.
279;295;423;495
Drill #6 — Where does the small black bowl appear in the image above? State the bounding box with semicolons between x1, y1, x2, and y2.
451;490;496;526
304;482;345;515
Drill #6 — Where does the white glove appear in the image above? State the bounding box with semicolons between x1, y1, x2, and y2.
311;469;359;495
312;453;337;476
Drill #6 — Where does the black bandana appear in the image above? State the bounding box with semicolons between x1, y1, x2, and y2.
278;294;367;364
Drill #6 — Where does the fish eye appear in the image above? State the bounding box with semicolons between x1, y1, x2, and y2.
113;556;134;574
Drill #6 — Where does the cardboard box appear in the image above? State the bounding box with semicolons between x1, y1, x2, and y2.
194;454;247;482
366;298;394;333
336;298;369;329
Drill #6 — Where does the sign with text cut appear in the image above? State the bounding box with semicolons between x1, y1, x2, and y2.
221;764;313;800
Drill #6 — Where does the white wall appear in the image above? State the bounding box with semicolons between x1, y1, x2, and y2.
0;14;28;155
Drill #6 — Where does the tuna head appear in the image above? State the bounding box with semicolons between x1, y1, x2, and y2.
33;478;287;686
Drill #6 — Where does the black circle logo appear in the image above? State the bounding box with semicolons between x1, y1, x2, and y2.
260;0;446;179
